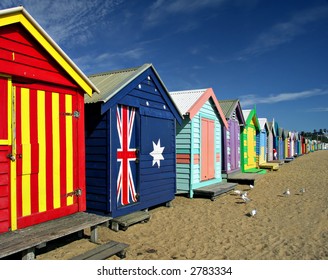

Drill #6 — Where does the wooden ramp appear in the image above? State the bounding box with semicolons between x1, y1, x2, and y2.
110;211;150;232
0;212;111;260
227;171;263;185
259;162;279;171
70;240;129;260
193;181;238;201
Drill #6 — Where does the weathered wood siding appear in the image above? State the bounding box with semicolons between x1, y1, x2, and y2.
85;103;109;214
176;118;191;193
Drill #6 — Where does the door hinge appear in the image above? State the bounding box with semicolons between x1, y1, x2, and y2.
61;111;80;118
65;188;82;197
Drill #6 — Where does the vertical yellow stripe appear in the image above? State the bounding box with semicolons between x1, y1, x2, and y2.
21;88;31;216
65;95;73;205
52;93;60;209
7;78;12;145
10;85;17;231
37;90;47;212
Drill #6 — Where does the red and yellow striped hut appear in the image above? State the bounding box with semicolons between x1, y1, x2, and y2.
0;7;98;234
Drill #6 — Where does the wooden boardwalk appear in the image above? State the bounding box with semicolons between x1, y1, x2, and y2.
193;181;238;201
0;212;111;260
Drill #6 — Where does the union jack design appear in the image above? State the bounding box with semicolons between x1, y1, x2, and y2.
116;105;138;206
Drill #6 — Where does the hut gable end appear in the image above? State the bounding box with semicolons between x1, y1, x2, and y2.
0;24;77;88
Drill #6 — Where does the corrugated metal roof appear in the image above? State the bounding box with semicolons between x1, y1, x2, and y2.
85;64;152;104
169;89;207;115
218;99;239;118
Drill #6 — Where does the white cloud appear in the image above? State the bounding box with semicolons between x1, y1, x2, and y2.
73;47;145;74
239;88;328;107
237;5;328;60
306;107;328;112
144;0;226;27
0;0;123;46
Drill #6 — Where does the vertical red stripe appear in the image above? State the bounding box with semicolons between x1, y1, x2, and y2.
45;91;54;210
75;93;85;211
0;77;8;141
29;89;39;214
59;93;67;207
15;87;22;218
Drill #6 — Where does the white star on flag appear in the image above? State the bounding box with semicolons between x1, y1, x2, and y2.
149;139;165;168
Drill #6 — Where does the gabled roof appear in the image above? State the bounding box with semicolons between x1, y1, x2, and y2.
169;88;228;129
85;63;183;123
0;6;98;96
218;99;245;126
268;119;276;137
86;64;149;104
242;107;260;130
258;118;269;131
278;127;284;138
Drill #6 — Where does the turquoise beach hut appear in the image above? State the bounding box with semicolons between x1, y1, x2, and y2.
169;88;235;199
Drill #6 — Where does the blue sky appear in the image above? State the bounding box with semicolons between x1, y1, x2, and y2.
1;0;327;132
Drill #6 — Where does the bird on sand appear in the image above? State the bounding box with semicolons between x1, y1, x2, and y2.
233;190;242;195
241;193;251;203
250;209;257;217
283;188;290;196
299;188;305;195
249;184;254;190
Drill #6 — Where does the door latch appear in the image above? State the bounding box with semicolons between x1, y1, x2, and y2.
7;153;16;162
65;188;82;197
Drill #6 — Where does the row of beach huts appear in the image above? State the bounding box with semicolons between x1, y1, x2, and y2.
0;7;326;259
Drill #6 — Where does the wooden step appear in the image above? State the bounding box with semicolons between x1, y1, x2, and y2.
193;182;238;201
110;211;151;232
70;241;129;260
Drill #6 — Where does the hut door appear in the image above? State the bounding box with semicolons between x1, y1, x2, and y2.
13;84;79;229
116;105;139;209
201;118;215;181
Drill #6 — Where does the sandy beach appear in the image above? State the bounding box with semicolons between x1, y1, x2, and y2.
36;150;328;260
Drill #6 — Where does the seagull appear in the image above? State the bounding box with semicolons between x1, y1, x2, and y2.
299;188;305;195
283;188;290;196
249;184;254;190
241;193;251;203
241;191;248;197
250;209;257;217
233;190;242;195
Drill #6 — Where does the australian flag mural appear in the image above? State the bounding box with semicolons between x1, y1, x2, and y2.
116;105;138;207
